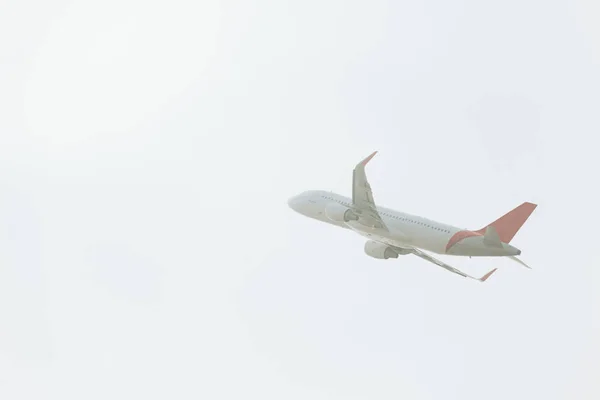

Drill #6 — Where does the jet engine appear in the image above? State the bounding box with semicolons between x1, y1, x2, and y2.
324;202;359;223
364;240;400;259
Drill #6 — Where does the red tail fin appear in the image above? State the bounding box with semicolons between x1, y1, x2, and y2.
476;202;537;243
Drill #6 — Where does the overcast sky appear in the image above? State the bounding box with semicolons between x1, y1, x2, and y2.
1;0;599;399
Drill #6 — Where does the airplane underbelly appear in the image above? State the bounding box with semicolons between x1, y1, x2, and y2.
345;221;409;246
344;221;447;253
446;236;519;256
407;234;447;254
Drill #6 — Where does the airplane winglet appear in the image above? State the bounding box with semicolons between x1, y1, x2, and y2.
358;151;378;167
479;268;498;282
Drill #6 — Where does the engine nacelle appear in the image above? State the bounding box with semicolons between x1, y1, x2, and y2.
324;202;359;223
364;240;399;259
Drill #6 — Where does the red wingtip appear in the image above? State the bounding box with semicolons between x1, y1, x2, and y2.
480;268;498;282
361;151;378;166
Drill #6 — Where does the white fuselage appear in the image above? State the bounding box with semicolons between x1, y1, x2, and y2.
288;190;521;257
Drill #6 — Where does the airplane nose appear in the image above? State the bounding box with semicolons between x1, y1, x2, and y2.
287;195;300;210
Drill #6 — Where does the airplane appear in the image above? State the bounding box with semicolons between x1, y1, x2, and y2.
287;151;537;282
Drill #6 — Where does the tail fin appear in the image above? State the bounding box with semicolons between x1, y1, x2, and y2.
477;202;537;243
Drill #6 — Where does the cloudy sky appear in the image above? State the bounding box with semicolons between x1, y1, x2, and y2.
1;0;599;399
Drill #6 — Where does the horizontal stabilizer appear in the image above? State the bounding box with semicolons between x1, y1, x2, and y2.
508;256;531;269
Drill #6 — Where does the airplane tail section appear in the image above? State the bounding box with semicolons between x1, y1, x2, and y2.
508;256;531;269
477;202;537;243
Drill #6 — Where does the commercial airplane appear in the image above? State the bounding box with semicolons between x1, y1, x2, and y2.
288;151;537;282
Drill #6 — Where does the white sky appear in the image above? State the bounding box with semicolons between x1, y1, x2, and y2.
1;0;599;399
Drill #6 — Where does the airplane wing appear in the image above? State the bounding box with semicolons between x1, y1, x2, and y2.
351;151;388;230
409;247;497;282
